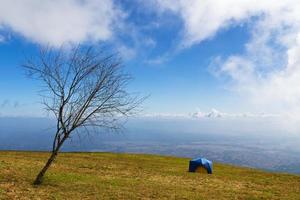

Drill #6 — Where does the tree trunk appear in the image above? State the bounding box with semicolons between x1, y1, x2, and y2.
33;151;58;185
34;135;67;185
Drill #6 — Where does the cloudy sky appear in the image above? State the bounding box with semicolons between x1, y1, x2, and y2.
1;0;300;132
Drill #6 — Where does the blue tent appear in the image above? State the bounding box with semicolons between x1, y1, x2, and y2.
189;157;213;174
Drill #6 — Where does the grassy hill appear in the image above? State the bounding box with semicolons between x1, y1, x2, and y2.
0;151;299;199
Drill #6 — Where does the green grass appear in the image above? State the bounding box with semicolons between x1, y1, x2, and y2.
0;151;299;199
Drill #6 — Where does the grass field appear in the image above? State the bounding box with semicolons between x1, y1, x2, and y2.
0;151;299;199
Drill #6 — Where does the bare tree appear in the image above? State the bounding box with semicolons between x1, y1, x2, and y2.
23;45;143;185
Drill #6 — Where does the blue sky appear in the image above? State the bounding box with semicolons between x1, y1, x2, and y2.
1;0;300;134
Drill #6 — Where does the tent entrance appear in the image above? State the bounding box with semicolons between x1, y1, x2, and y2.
195;166;207;174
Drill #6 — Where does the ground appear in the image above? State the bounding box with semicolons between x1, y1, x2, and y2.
0;151;299;199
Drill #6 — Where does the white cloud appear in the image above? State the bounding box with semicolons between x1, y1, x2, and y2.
0;0;124;46
154;0;291;47
208;1;300;118
191;108;222;118
142;109;278;120
117;45;136;61
0;35;5;42
141;113;189;119
154;0;300;120
191;108;279;119
145;55;168;65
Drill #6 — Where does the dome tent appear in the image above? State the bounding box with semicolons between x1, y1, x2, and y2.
189;157;212;174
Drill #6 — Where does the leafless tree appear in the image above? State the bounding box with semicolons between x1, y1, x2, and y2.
23;45;143;185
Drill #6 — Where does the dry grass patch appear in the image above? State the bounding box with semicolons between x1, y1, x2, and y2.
0;151;299;199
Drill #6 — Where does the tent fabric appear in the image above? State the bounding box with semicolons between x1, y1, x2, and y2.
189;157;213;174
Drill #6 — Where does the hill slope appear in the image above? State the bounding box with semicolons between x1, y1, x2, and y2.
0;151;299;199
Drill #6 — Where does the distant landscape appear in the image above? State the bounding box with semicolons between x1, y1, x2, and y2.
1;117;300;174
